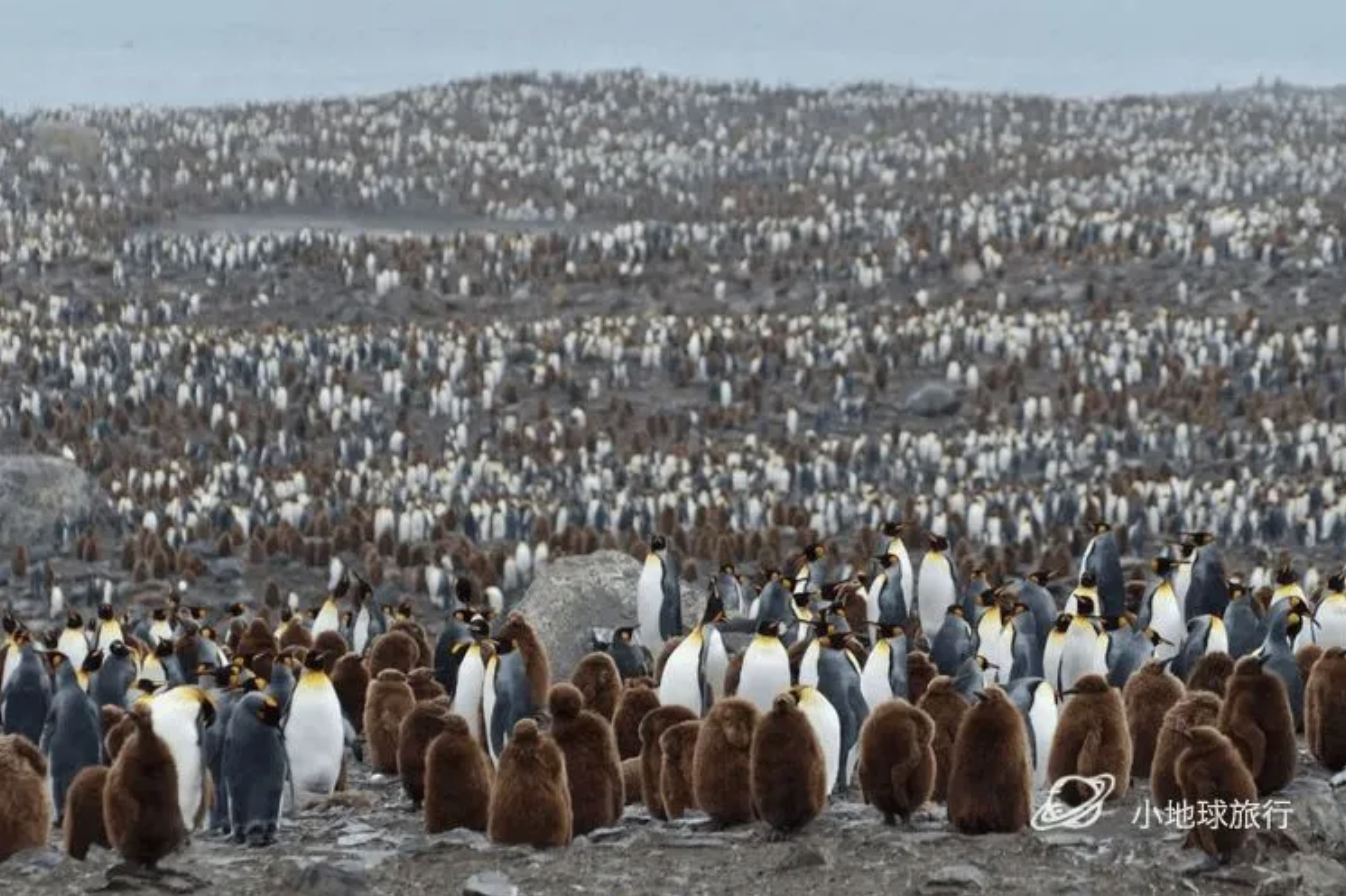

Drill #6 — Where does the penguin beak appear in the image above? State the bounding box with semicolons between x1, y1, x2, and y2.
1156;635;1174;646
1254;653;1272;667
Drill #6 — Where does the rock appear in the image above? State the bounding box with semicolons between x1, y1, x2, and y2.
776;846;830;871
1277;776;1346;849
902;382;962;418
513;550;704;677
277;860;369;896
1288;854;1346;895
0;455;103;553
923;864;987;890
464;871;519;896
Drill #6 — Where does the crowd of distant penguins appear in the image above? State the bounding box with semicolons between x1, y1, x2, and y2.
0;520;1344;871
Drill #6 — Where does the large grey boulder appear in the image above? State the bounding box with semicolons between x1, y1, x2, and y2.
0;455;103;553
512;550;705;679
903;382;963;418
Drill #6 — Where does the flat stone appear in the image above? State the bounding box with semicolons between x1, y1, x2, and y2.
277;860;369;896
1288;854;1346;895
1037;833;1097;848
923;864;987;890
775;846;829;872
464;871;519;896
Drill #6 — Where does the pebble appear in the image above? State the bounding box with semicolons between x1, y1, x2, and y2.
277;860;369;896
463;871;519;896
774;846;830;872
922;864;988;891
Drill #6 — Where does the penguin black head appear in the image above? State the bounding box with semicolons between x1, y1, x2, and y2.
341;610;354;628
879;520;908;538
108;640;130;659
947;605;966;619
755;619;784;638
241;676;266;693
154;638;175;658
925;533;949;552
255;694;283;727
65;611;83;630
873;553;899;568
48;650;69;671
1028;569;1054;587
97;604;115;622
1329;572;1346;593
2;612;18;636
650;534;667;553
976;588;998;609
1142;627;1171;647
201;626;218;643
1051;614;1072;634
352;573;373;602
779;575;796;593
1101;615;1132;632
974;655;997;672
614;626;637;644
188;605;208;621
820;629;849;650
454;577;475;607
494;635;518;656
280;606;295;624
807;543;827;561
1091;521;1111;535
302;650;328;673
720;563;736;576
1188;531;1215;548
395;599;414;621
1075;595;1097;617
702;589;726;626
792;591;814;610
133;679;159;697
151;607;168;622
334;569;352;599
1151;556;1181;577
227;602;246;618
1274;566;1299;587
468;614;491;638
876;622;904;640
1079;571;1098;589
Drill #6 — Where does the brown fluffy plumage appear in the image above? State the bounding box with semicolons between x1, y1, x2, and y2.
104;706;186;869
423;715;492;834
277;616;314;651
907;651;938;705
1187;651;1234;697
1298;644;1325;690
236;619;278;668
0;734;50;860
331;653;371;736
946;687;1033;835
1218;655;1297;796
1047;674;1132;805
659;720;702;820
723;651;744;697
487;719;572;848
100;705;129;763
397;697;455;807
1123;660;1184;778
63;765;111;860
621;757;644;805
750;690;826;840
692;697;761;827
1151;691;1223;809
915;676;968;802
369;630;419;677
570;652;622;722
639;704;697;820
496;612;551;711
311;631;349;670
407;667;447;702
613;681;661;760
1305;646;1346;772
857;699;937;825
1176;726;1259;864
388;620;433;668
547;683;623;835
364;669;416;774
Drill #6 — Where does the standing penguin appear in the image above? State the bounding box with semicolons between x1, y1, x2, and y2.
41;651;101;825
487;718;572;849
1121;660;1183;779
865;553;909;639
547;683;623;835
364;669;416;774
606;626;654;681
716;564;748;618
1079;522;1125;618
1305;646;1346;771
1106;625;1169;688
636;535;682;656
1219;655;1297;796
1256;610;1307;732
915;676;969;802
1016;571;1058;651
1008;601;1042;679
878;521;917;612
638;704;698;820
692;697;760;828
1140;558;1186;663
1223;579;1264;659
222;692;287;846
798;625;867;792
1048;675;1131;805
791;684;842;797
1173;615;1229;682
0;734;50;860
1004;677;1058;790
149;685;215;833
1181;532;1230;622
861;624;909;711
916;534;958;650
749;690;827;841
57;612;89;673
736;619;791;714
91;640;138;710
947;687;1033;834
484;612;551;765
93;604;125;652
1151;691;1224;809
1176;726;1259;867
658;720;702;819
447;614;491;744
104;703;186;870
1;633;51;745
397;698;455;808
657;586;726;717
570;651;623;722
423;715;493;834
929;605;975;676
1056;604;1103;697
857;699;936;825
282;650;345;801
431;607;476;696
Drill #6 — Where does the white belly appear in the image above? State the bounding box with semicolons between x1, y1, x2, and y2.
283;685;345;795
1175;564;1193;614
353;608;371;655
1318;603;1346;649
1152;597;1185;661
636;566;665;654
860;642;894;712
482;656;499;765
151;706;205;831
1206;623;1230;656
1043;637;1065;694
737;643;790;714
57;630;89;672
96;621;124;652
865;574;886;627
704;629;728;703
452;647;486;744
799;693;841;796
312;604;341;638
1028;685;1058;789
657;635;704;716
1060;630;1097;695
917;558;956;643
149;621;174;645
0;646;18;693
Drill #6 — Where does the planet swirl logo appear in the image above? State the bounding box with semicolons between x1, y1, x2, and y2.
1030;774;1115;832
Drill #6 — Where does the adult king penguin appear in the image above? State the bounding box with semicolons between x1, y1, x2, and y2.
658;584;728;717
1078;522;1125;618
878;522;916;614
865;553;909;641
916;534;958;651
736;619;791;714
1180;532;1230;622
282;651;346;802
637;535;682;656
1140;557;1186;664
798;620;868;792
861;623;910;711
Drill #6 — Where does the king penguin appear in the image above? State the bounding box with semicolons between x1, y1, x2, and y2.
222;691;288;846
878;521;917;612
791;685;842;798
861;623;909;711
56;612;89;674
1223;578;1265;659
1181;531;1230;622
311;571;346;640
658;585;728;717
1;633;51;745
1079;522;1126;618
349;574;387;656
716;564;748;618
1004;676;1058;790
281;650;345;802
449;615;491;745
1173;615;1229;682
736;619;791;714
930;605;975;676
607;626;654;681
865;553;909;641
149;685;216;833
93;604;124;653
1255;610;1308;731
798;622;868;793
1315;572;1346;650
1140;557;1186;663
637;535;683;656
41;650;101;825
432;607;476;696
916;533;958;651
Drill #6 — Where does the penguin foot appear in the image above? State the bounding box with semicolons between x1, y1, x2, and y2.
764;828;792;843
882;813;896;827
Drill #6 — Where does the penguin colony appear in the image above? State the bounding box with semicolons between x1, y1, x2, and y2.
3;73;1346;879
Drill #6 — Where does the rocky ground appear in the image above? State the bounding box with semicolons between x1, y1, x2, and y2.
10;754;1346;896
